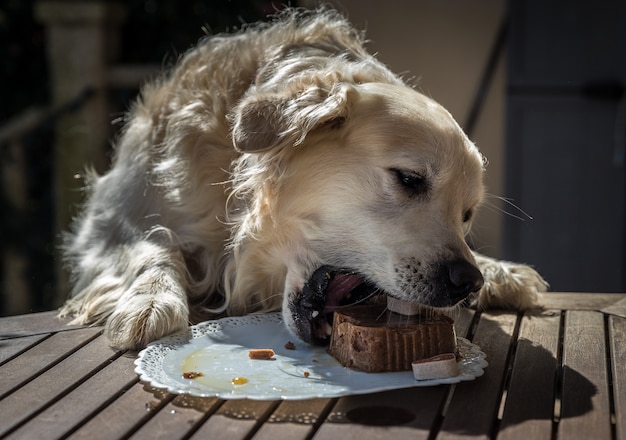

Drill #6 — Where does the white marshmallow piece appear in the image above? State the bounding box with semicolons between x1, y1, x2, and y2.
386;295;423;316
412;353;460;380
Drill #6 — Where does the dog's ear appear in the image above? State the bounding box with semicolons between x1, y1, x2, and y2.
231;83;351;153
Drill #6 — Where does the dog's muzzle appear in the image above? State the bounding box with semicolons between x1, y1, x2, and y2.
289;260;484;346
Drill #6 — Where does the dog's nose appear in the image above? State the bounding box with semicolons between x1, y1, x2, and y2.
447;259;484;301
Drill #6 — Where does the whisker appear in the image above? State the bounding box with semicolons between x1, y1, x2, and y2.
334;287;385;310
471;243;494;254
483;194;534;222
246;293;284;311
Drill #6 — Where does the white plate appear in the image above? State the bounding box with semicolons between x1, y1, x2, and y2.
134;312;488;400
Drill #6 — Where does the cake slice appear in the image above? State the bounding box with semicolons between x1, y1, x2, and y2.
328;304;456;373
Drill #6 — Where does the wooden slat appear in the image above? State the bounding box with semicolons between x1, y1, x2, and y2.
0;310;80;337
7;354;137;439
314;387;447;439
609;316;626;440
128;394;222;439
0;333;49;365
188;398;280;440
540;293;625;311
558;311;612;439
0;334;117;437
601;297;626;319
250;398;334;440
498;312;560;439
437;311;518;439
66;384;174;440
0;327;102;398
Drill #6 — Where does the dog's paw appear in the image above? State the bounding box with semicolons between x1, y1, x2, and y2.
104;276;189;351
472;255;549;312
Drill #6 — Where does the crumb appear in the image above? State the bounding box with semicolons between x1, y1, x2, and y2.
248;349;275;360
182;371;204;379
304;371;310;378
285;341;296;350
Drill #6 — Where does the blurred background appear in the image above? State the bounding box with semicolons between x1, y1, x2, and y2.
0;0;624;317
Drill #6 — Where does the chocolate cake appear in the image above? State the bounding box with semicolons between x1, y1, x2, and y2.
327;304;456;373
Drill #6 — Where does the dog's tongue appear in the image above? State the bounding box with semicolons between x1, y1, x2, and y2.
323;273;365;312
301;266;379;345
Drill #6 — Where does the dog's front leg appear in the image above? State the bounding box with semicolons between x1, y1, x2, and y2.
104;245;190;351
471;252;548;311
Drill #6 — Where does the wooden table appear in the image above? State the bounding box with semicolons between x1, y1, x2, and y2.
1;292;625;440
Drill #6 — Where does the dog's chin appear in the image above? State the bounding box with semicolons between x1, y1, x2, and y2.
287;265;382;345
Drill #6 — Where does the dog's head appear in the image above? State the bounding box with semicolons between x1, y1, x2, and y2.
231;81;485;345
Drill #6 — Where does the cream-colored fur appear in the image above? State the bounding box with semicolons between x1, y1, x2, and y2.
60;8;547;350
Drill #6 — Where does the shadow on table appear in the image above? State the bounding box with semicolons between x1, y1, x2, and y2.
323;314;597;436
148;311;597;436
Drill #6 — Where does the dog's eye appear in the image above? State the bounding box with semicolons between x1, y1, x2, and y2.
463;209;473;223
390;168;429;196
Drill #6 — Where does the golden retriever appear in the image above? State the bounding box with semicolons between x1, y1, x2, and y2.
60;7;547;350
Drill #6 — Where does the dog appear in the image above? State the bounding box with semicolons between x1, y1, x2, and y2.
60;7;548;350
